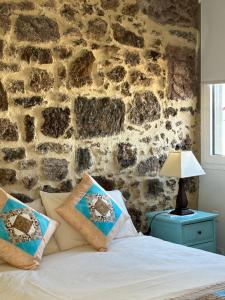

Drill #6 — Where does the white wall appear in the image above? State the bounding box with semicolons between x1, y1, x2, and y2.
199;0;225;254
199;171;225;254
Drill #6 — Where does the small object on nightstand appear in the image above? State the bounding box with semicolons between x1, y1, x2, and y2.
160;150;205;216
146;210;218;253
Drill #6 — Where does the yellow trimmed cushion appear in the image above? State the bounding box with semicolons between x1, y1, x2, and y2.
0;188;58;269
56;174;127;251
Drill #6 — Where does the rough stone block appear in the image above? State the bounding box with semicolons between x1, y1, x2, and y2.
100;0;119;10
146;178;164;197
36;142;72;154
0;168;16;185
41;107;70;138
14;96;43;108
29;68;53;92
2;147;25;162
141;0;199;28
124;51;140;66
42;158;69;181
0;62;19;72
0;40;3;58
22;176;38;190
117;143;137;169
93;176;115;190
17;159;37;170
69;50;95;88
15;15;60;42
11;193;33;203
75;96;125;138
112;23;144;48
24;115;35;142
129;91;161;125
107;66;126;82
21;46;53;64
0;81;8;111
137;157;159;176
166;45;198;101
42;180;73;193
87;18;107;39
0;118;18;141
76;148;92;171
7;80;24;93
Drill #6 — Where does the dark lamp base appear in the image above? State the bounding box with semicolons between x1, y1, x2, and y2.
170;208;194;216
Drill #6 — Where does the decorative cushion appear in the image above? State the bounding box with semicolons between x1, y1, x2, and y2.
41;190;137;251
0;188;58;269
56;174;128;251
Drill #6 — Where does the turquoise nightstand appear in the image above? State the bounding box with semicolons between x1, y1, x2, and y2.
146;210;218;253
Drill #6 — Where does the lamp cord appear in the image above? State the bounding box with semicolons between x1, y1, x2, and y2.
145;211;168;235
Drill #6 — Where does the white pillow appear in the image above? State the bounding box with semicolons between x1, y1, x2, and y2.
40;190;138;251
107;190;138;239
29;199;59;256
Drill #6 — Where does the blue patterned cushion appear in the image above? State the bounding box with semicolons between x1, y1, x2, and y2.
0;188;58;269
56;174;127;251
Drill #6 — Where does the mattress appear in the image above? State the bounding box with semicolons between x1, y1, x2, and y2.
1;235;225;300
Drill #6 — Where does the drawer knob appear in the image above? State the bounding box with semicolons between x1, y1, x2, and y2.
198;230;202;235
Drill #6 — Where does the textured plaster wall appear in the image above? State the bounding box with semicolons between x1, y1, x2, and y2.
0;0;200;230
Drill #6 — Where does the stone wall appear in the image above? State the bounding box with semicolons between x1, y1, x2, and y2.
0;0;200;230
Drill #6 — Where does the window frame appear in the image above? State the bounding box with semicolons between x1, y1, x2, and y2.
201;83;225;169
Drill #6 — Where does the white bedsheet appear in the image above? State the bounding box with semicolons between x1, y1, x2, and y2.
1;236;225;300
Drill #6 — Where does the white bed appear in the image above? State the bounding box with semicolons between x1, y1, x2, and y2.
1;236;225;300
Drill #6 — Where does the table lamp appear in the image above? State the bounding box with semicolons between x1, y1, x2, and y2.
159;151;205;215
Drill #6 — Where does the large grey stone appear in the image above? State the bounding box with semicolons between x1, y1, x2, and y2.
42;180;73;193
41;107;70;138
69;50;95;88
140;0;199;28
14;96;43;108
166;45;198;100
29;68;53;92
107;66;126;82
146;178;164;197
137;157;159;176
75;96;125;138
42;158;69;181
0;40;3;58
117;143;137;169
24;115;35;142
36;143;72;154
0;118;18;141
7;80;24;94
11;193;34;203
21;46;53;64
93;176;115;190
129;91;161;125
76;148;92;171
0;81;8;111
88;18;107;39
112;23;144;48
15;15;60;42
0;169;16;185
2;147;25;162
22;176;38;190
18;159;37;170
100;0;119;10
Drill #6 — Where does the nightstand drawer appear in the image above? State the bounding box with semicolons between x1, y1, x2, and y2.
182;221;214;245
191;241;216;253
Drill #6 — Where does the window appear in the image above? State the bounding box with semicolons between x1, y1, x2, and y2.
201;83;225;168
212;84;225;156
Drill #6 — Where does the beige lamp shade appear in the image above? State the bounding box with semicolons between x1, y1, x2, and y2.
159;151;205;178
